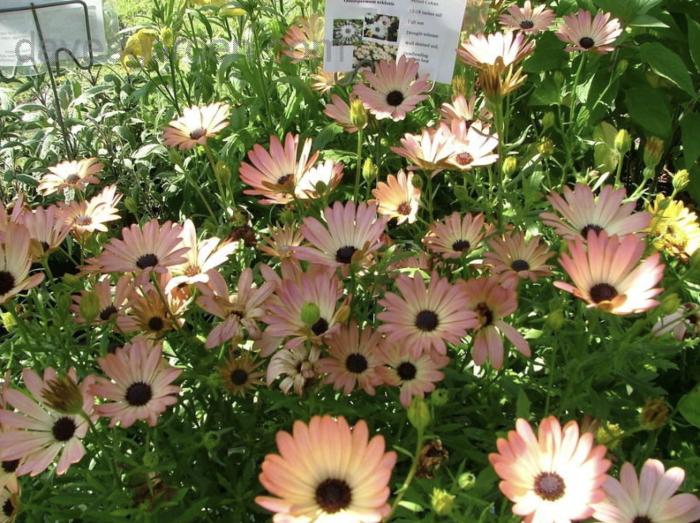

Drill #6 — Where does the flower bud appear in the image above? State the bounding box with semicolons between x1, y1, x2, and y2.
545;309;565;330
643;137;664;169
640;398;670;430
596;422;624;449
537;137;555;157
42;374;84;415
501;156;518;177
457;471;476;490
614;129;632;155
616;59;629;76
660;293;682;315
219;6;247;17
160;27;174;48
407;397;431;432
542;111;556;130
672;169;690;194
216;161;231;186
430;388;449;407
202;431;221;449
349;99;368;130
1;312;16;332
62;273;81;285
300;302;321;326
362;158;378;182
79;291;101;324
430;488;455;516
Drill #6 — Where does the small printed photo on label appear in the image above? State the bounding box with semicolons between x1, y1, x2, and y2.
332;18;363;46
352;40;398;71
362;13;400;44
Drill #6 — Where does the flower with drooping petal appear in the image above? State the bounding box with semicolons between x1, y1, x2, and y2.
281;15;324;62
70;275;132;324
19;205;71;258
91;338;181;428
260;225;304;260
240;133;319;205
646;194;700;261
0;224;44;305
162;103;230;150
484;231;554;287
391;124;457;174
378;272;478;357
116;282;180;338
445;120;499;171
377;342;450;407
440;94;491;125
370;170;421;225
556;10;622;54
555;231;664;315
266;345;319;395
61;185;122;238
294;160;344;200
324;95;359;133
219;353;264;397
295;201;388;269
353;56;431;121
653;303;700;341
0;196;26;242
317;322;384;395
310;70;345;94
196;268;275;348
461;277;531;369
458;31;534;70
500;1;556;33
0;368;95;477
84;220;188;279
37;158;102;196
490;416;611;522
256;415;397;522
540;184;651;240
592;459;700;523
423;212;494;259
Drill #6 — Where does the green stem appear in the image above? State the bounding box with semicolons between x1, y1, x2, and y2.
569;54;587;133
426;172;434;222
386;429;425;521
354;129;364;202
204;144;229;206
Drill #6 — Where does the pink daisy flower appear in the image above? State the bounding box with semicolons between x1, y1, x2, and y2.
256;415;396;521
19;205;71;258
85;220;188;279
37;158;102;196
70;275;132;324
317;322;384;395
490;417;611;522
592;459;700;523
240;133;319;205
91;338;181;428
324;95;360;133
162;103;230;150
439;94;491;125
60;185;122;238
461;277;531;369
377;342;449;407
391;124;457;174
116;281;182;338
500;1;556;33
423;212;494;259
0;368;95;477
653;304;700;341
281;15;324;63
294;160;344;200
458;31;535;69
556;10;623;54
0;224;44;305
353;56;431;121
259;225;304;260
196;268;275;349
370;170;421;224
378;272;478;357
295;201;387;269
445;119;499;171
540;184;651;240
484;231;554;287
266;345;319;395
555;231;665;315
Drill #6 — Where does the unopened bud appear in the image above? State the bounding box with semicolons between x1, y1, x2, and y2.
643;137;664;169
545;309;565;330
62;273;81;285
660;293;682;315
160;27;174;48
42;374;84;415
501;156;518;177
362;158;378;182
537;137;555;157
672;169;690;194
614;129;632;155
542;111;556;130
79;292;100;324
430;388;449;407
202;431;221;449
407;397;431;432
300;302;321;326
349;99;368;130
430;488;455;516
216;161;231;185
596;422;624;448
616;59;629;76
457;471;476;490
1;312;16;332
219;6;247;16
640;398;670;430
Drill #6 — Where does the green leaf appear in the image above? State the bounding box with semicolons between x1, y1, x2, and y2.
593;122;620;174
516;388;531;418
682;113;700;167
689;17;700;73
523;32;567;73
630;14;669;28
625;86;672;138
639;42;695;96
528;76;561;106
678;387;700;428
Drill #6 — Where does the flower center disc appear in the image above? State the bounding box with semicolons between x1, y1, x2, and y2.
520;20;535;29
386;90;405;107
534;471;565;501
230;368;248;386
579;36;595;49
590;283;618;303
315;478;352;513
135;253;159;270
580;224;604;238
52;416;77;442
335;245;357;264
125;381;153;406
415;309;439;331
0;271;16;295
189;127;207;139
511;259;530;271
345;353;368;374
397;361;417;381
311;317;329;336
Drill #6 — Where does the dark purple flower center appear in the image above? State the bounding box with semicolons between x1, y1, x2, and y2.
3;498;13;517
1;460;19;473
397;361;417;381
386;90;405;107
590;283;618;303
452;239;471;252
511;259;530;272
311;317;329;336
52;416;77;442
580;224;604;238
148;316;165;332
520;20;535;29
345;353;368;374
277;174;293;186
476;302;494;326
230;368;249;386
335;246;357;264
189;127;207;140
125;381;153;406
99;305;118;321
632;517;652;523
315;478;352;513
135;253;159;270
65;174;81;184
579;36;595;49
415;309;439;331
534;471;565;501
0;271;15;296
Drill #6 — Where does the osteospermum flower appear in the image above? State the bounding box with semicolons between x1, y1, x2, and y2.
377;342;450;407
317;322;384;395
0;487;19;522
484;231;554;287
37;158;102;196
378;272;478;357
19;205;71;258
391;124;457;174
310;70;345;94
353;56;431;121
490;417;610;522
370;170;421;224
324;95;359;133
0;368;94;477
240;133;319;205
0;224;44;305
295;201;387;269
592;459;700;523
85;220;187;279
500;1;556;33
218;354;264;396
646;194;700;261
461;277;531;369
162;103;230;150
259;225;304;260
256;415;396;522
116;284;179;338
423;212;493;259
281;15;324;62
266;345;319;395
458;31;534;69
91;338;181;428
61;185;122;238
540;184;651;240
440;94;491;125
446;120;499;171
556;10;622;54
555;231;664;315
294;160;344;200
653;304;700;341
70;275;132;324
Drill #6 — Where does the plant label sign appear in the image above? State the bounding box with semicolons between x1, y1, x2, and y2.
324;0;468;84
0;0;110;69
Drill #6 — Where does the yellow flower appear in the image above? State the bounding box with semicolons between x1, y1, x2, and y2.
647;194;700;261
121;29;158;68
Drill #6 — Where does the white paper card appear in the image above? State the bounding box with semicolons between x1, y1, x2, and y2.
0;0;109;68
324;0;467;84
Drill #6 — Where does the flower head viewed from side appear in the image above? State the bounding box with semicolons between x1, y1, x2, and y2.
0;224;44;305
646;194;700;261
256;415;396;522
556;10;623;54
281;15;324;62
423;212;493;259
19;205;71;258
490;416;611;522
353;56;431;121
484;231;554;287
500;1;555;33
440;94;491;125
0;368;94;477
391;124;458;174
162;103;230;150
540;184;651;240
37;158;102;196
370;170;421;224
294;160;344;200
458;31;534;69
91;338;181;428
378;272;478;357
61;185;122;238
556;231;665;315
267;345;318;395
592;459;700;523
